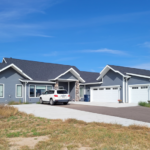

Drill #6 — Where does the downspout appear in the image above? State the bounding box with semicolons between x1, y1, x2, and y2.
122;77;125;103
126;78;128;103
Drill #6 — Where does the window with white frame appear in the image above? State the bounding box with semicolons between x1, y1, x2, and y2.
16;85;22;98
30;85;53;98
80;86;84;98
0;84;4;98
36;86;46;97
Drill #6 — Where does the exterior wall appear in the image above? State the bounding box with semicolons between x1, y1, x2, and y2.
128;76;150;85
0;68;26;104
59;72;78;80
26;83;54;103
100;69;123;101
70;82;75;101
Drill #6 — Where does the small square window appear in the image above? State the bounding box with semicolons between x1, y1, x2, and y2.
99;88;104;90
132;87;138;89
106;88;111;90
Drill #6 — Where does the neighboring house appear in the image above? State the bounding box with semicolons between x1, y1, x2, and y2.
0;57;150;104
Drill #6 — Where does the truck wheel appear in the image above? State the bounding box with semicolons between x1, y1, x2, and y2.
50;99;54;105
40;98;43;104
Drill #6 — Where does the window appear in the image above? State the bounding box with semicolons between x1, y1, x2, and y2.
141;86;148;89
113;88;118;90
47;85;53;90
57;90;68;94
80;86;84;97
59;86;64;89
30;85;35;97
99;88;104;90
132;87;138;89
93;88;98;90
106;88;111;90
36;86;46;97
0;84;4;98
16;85;22;98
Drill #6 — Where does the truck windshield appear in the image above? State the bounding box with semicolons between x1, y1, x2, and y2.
57;90;68;94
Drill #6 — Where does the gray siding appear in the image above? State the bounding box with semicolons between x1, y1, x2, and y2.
59;72;78;80
26;83;54;103
128;76;150;85
70;82;75;101
0;68;26;104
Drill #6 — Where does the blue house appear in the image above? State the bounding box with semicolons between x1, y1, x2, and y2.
0;57;150;104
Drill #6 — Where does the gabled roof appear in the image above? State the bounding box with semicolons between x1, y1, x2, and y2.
79;71;100;83
2;58;98;83
3;58;81;81
109;65;150;76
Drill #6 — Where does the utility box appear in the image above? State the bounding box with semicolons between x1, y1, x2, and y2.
84;95;90;102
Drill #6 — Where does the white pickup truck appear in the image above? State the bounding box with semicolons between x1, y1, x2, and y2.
39;89;70;105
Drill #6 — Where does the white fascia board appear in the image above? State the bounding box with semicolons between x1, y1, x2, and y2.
2;58;7;63
19;79;55;84
0;64;33;80
97;65;126;81
126;73;150;79
80;82;102;85
54;68;85;82
90;85;121;89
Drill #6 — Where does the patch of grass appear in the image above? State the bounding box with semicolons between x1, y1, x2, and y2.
36;101;40;104
1;105;150;150
138;101;150;107
6;132;21;138
8;101;30;105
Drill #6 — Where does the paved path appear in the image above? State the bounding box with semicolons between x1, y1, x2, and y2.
58;103;150;123
14;104;150;127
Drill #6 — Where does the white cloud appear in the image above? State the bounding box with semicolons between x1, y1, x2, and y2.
131;63;150;70
81;48;127;55
143;42;150;48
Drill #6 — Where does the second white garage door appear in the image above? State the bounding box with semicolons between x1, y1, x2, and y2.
129;85;150;103
91;86;120;103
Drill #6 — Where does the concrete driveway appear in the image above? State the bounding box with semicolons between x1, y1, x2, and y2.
14;103;150;127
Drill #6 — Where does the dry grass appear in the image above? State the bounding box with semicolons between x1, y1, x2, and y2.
0;105;150;150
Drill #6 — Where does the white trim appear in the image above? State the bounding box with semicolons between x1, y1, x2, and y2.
91;85;121;89
126;78;128;103
19;79;55;84
128;83;150;87
97;65;130;81
0;83;4;98
122;77;125;103
2;58;7;63
57;79;78;82
80;82;102;85
54;68;85;83
126;73;150;79
16;84;23;98
0;64;32;80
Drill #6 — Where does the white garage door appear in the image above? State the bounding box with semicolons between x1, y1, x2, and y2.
129;85;150;103
91;86;120;103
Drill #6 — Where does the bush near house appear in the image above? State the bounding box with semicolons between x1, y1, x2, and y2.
0;105;150;150
138;102;150;107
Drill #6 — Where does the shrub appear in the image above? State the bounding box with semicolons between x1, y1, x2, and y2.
0;105;18;118
138;101;150;107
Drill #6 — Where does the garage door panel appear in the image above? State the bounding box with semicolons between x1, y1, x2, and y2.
92;87;120;103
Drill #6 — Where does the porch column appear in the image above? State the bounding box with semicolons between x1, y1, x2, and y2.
68;82;70;94
54;80;59;90
25;82;27;103
75;81;80;101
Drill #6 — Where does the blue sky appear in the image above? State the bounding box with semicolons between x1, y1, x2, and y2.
0;0;150;72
